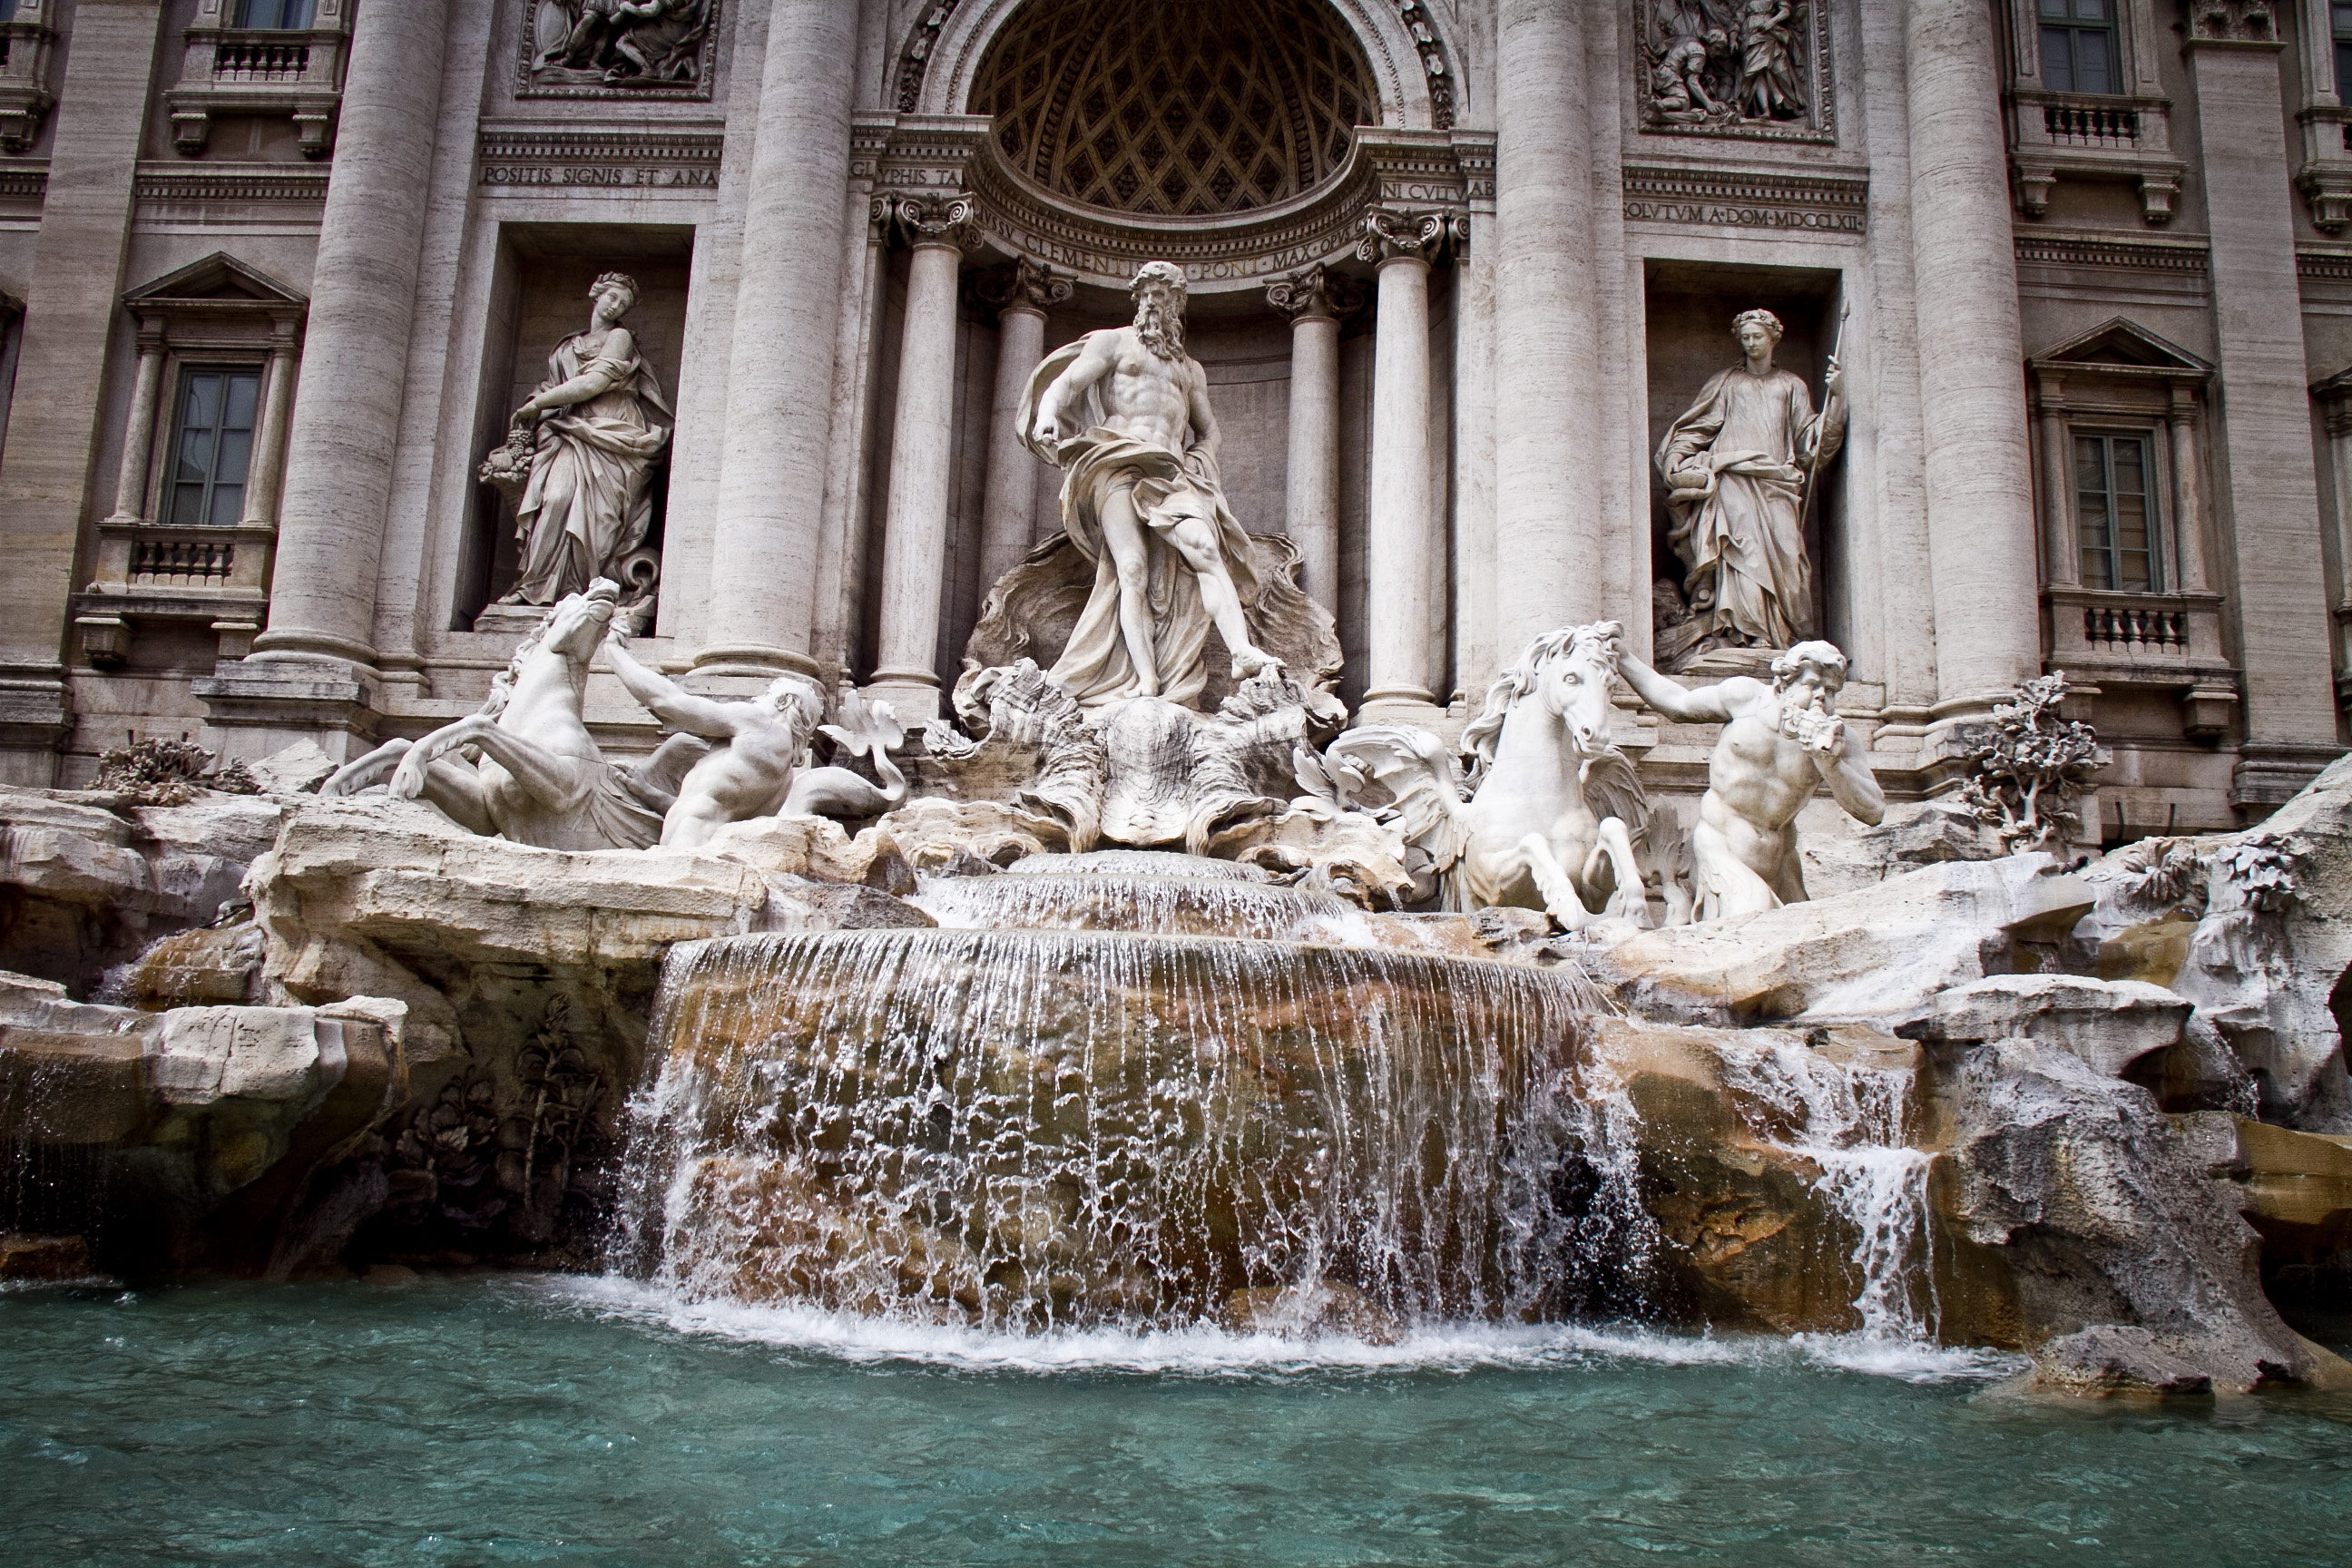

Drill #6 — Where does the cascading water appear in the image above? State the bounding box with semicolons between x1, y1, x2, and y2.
1714;1039;1937;1341
611;856;1648;1334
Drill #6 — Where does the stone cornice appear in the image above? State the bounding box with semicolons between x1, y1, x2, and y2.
475;126;723;191
0;158;45;201
2014;228;2211;274
862;114;1480;293
2298;247;2352;282
1620;162;1867;234
133;162;328;205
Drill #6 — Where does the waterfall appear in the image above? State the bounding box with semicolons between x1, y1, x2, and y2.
611;924;1632;1333
1715;1039;1936;1341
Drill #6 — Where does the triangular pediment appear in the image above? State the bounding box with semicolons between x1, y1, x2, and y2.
2031;316;2210;375
123;251;307;309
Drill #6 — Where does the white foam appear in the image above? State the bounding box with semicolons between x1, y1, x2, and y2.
535;1277;2023;1385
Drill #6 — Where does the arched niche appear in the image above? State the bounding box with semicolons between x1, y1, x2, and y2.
898;0;1464;137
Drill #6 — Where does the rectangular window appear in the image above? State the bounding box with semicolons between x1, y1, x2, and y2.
2075;430;2161;593
2336;2;2352;100
234;0;317;27
0;2;18;24
2039;0;2119;94
167;368;261;528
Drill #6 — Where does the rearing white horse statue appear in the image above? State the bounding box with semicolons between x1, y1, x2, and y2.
323;579;689;850
1320;622;1651;932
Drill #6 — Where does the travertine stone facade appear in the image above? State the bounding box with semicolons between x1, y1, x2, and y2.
4;0;2351;839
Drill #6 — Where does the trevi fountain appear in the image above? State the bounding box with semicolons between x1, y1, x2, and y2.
6;1;2352;1562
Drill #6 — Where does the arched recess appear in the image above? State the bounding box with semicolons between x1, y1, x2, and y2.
893;0;1464;136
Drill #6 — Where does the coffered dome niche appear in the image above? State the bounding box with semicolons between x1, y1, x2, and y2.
966;0;1378;218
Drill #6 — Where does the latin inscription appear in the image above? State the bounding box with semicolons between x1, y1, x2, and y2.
481;164;718;189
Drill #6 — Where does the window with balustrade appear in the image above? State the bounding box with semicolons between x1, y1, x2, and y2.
2039;0;2120;93
2073;429;2163;593
234;0;313;25
2003;0;2180;221
165;368;261;529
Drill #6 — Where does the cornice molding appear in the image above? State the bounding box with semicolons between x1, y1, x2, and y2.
133;162;328;204
2014;228;2212;274
475;126;723;191
1620;162;1867;233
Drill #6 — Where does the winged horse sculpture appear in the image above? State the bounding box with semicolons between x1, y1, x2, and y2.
1317;622;1655;932
323;579;692;849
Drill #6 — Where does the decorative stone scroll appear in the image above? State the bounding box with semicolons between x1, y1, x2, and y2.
1637;0;1835;144
1357;206;1465;264
1264;263;1365;321
519;0;719;99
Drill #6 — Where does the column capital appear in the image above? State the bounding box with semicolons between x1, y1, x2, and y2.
1357;206;1460;267
975;255;1071;317
1264;263;1364;322
876;191;979;252
2185;1;2284;46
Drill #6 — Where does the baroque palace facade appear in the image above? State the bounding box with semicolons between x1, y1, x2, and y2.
1;0;2347;839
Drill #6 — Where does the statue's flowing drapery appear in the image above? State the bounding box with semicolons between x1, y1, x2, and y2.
511;329;672;604
1018;335;1259;710
1656;365;1838;650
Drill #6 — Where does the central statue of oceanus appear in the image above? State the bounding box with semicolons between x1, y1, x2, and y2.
1022;260;1280;710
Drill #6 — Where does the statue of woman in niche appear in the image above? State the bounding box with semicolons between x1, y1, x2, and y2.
490;271;673;609
1656;308;1844;655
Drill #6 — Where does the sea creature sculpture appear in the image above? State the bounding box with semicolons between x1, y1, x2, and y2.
1318;622;1651;932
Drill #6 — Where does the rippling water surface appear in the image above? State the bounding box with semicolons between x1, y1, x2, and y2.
5;1275;2351;1566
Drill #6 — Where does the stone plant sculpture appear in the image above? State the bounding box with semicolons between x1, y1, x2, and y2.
1617;638;1884;920
483;270;671;612
1319;622;1651;933
1656;306;1845;658
1957;671;2106;854
323;580;689;851
1022;260;1281;710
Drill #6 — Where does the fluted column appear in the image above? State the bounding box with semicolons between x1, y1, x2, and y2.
104;325;167;524
1266;265;1356;607
245;0;448;671
1905;0;2043;711
975;258;1069;605
1360;211;1444;715
693;0;858;681
869;198;974;720
240;320;301;527
1493;0;1603;652
2032;372;2077;588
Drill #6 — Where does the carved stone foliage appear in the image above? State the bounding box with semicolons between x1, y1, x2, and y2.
1958;672;2110;853
2188;0;2276;40
975;257;1073;316
1264;263;1365;321
963;531;1345;716
520;0;719;99
1637;0;1833;144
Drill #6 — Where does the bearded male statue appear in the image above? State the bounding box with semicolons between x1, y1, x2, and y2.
1020;260;1280;710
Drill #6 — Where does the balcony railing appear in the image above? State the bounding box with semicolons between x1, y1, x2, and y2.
2082;603;2187;650
211;36;313;83
166;19;347;158
129;535;238;589
2043;103;2141;149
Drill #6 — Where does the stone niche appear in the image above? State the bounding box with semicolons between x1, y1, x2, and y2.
453;222;692;632
1641;259;1843;657
852;272;1377;691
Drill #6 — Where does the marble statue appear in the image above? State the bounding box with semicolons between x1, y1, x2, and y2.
1616;639;1884;920
1021;260;1280;710
1655;308;1844;655
488;271;672;609
1738;0;1805;120
1319;623;1651;933
322;580;687;851
603;629;827;848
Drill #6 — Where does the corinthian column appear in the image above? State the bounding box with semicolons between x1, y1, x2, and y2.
975;258;1070;605
1905;0;2043;712
1493;0;1603;652
244;0;449;672
1359;211;1446;716
869;196;975;720
1266;265;1357;608
693;0;858;682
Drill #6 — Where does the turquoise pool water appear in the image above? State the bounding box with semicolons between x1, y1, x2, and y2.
5;1274;2350;1566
